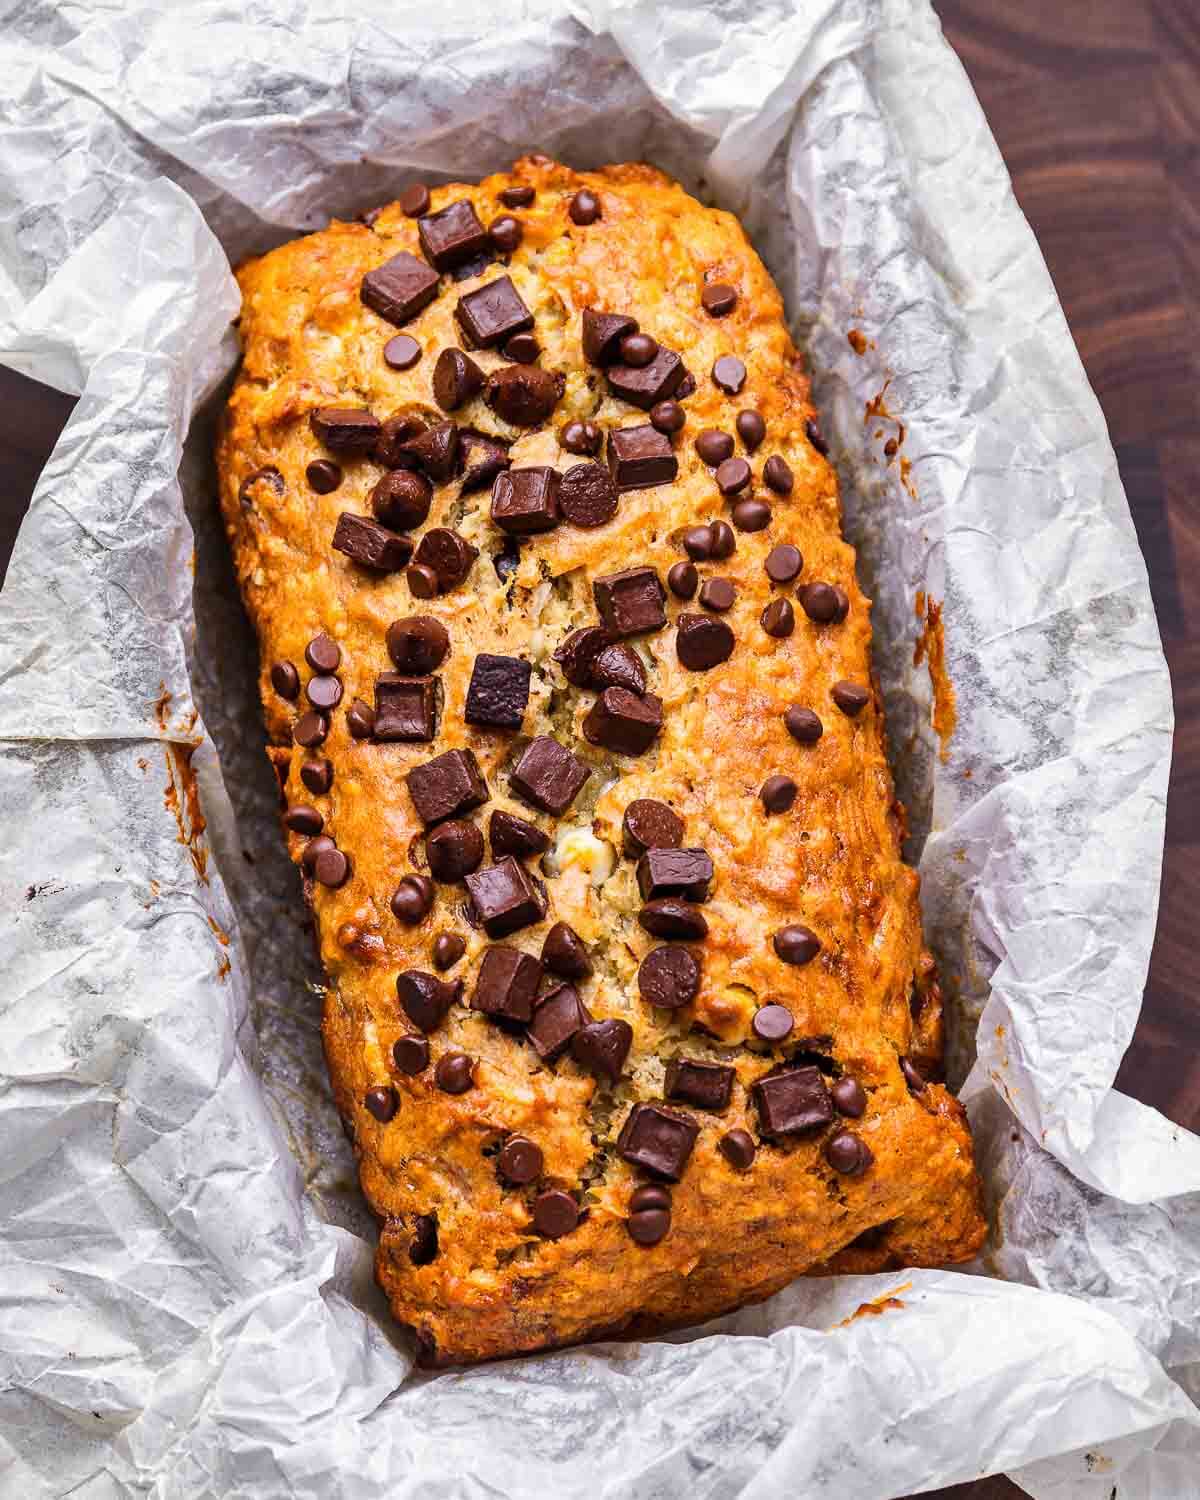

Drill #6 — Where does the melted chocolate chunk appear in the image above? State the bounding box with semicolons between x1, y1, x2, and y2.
510;736;590;816
753;1064;834;1139
622;798;683;858
311;407;381;453
638;899;708;940
374;673;439;741
665;1058;733;1111
455;275;534;348
374;413;426;469
489;810;549;859
386;615;449;674
360;251;441;326
528;982;591;1061
332;513;414;572
433;347;485;411
398;420;460;481
490;466;561;534
558;462;619;527
418;199;489;271
553;625;612;686
503;331;539;363
636;847;713;902
412;528;478;592
638;945;700;1009
571;1018;632;1085
617;1102;698;1181
459;430;511;492
593;567;667;638
399;183;431;217
395;970;462;1033
488;215;523;254
426;819;485;881
484;363;564;426
406;748;488;827
464;856;545;937
591;643;646;695
675;612;735;670
583;687;662;756
606;347;686;410
471;944;543;1022
542;920;592;979
606;424;678;491
582;308;639;365
465;653;532;728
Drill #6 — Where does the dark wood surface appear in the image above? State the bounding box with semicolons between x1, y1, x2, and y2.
0;6;1193;1496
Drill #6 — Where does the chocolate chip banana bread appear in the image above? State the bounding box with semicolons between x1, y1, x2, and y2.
217;155;985;1365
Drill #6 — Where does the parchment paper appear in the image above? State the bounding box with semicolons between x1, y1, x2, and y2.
2;3;1198;1497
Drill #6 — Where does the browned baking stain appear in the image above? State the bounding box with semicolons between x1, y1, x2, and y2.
163;741;209;883
913;596;956;762
847;329;868;355
834;1282;912;1326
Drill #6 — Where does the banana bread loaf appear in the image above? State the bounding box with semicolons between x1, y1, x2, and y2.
216;155;985;1364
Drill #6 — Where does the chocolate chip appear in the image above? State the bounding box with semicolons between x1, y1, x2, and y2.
760;599;794;638
301;835;335;872
806;417;829;456
631;1183;671;1212
628;1208;670;1246
695;428;734;466
719;1128;756;1169
432;932;466;971
528;982;591;1061
832;1077;868;1117
393;1035;430;1074
488;215;523;254
374;413;427;469
732;498;771;532
499;185;535;208
435;1052;474;1094
831;586;850;622
407;748;489;827
386;615;450;674
682;525;714;561
760;774;796;813
561;419;602;455
571;1018;632;1084
675;613;735;671
304;674;342;711
293;711;329;748
464;653;531;729
311;407;381;453
271;661;300;699
702;283;738;317
396;970;461;1032
712;356;746;395
622;798;683;858
699;577;735;613
533;1188;579;1237
558;462;619;527
606;424;678;491
489;810;549;860
620;332;658;367
383;334;422;370
497;1135;543;1185
753;1064;834;1139
709;520;736;558
455;275;534;348
825;1130;874;1176
510;735;590;816
591;643;646;695
401;419;461;481
763;456;793;495
584;687;662;756
332;513;414;572
471;944;542;1022
785;705;823;745
638;945;700;1009
542;920;592;979
900;1057;927;1094
637;847;713;902
365;1086;398;1122
412;528;478;592
736;410;766;450
715;457;751;496
568;190;600;225
313;846;350;888
649;400;685;435
419;199;489;270
406;563;440;599
752;1002;794;1043
667;560;698;599
433;347;485;411
374;674;439;741
391;875;435;925
427;819;485;882
459;430;511;491
638;899;708;940
503;331;539;364
665;1058;733;1111
485;363;564;427
593;567;666;637
606;347;686;410
765;543;802;583
361;205;383;227
797;582;837;624
582;308;638;365
306;460;342;494
361;252;441;326
409;1213;438;1265
617;1102;698;1181
832;680;870;716
346;699;376;738
371;470;433;532
773;924;821;965
465;856;545;937
553;625;613;686
301;758;334;795
284;804;323;835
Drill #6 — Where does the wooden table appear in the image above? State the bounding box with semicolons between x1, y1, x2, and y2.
0;6;1192;1496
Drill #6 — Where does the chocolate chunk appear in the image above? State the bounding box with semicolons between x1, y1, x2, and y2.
667;560;698;599
346;699;375;738
709;520;736;559
542;920;592;979
638;899;708;940
617;1102;698;1181
675;613;735;671
432;932;466;971
485;363;564;426
606;347;686;410
300;758;334;795
638;945;700;1009
682;525;714;561
427;819;485;881
766;543;803;583
620;332;658;367
666;1058;733;1111
568;190;601;225
558;462;619;527
471;944;542;1022
491;466;561;534
832;1077;868;1117
407;748;488;827
591;643;646;695
465;653;531;728
699;577;735;613
702;283;738;317
306;459;342;494
371;470;433;531
489;810;549;860
386;616;450;674
825;1130;874;1176
365;1086;398;1122
719;1128;756;1169
333;512;414;572
571;1018;633;1084
650;399;685;435
503;331;539;363
361;252;441;326
271;660;300;699
412;528;478;592
712;356;747;395
409;1213;438;1265
773;923;821;965
465;856;545;937
763;455;793;494
832;681;870;716
391;875;435;925
399;419;460;481
622;798;683;858
293;711;328;748
732;498;771;531
628;1208;671;1246
393;1035;430;1074
510;736;590;816
399;183;431;217
553;625;613;686
455;275;534;348
488;214;523;254
606;424;678;492
695;428;734;466
806;418;829;456
533;1188;579;1237
374;674;439;741
528;982;591;1061
406;563;440;599
561;419;602;455
760;599;795;638
284;804;323;835
785;705;823;744
582;308;638;365
583;687;662;756
637;847;713;902
900;1057;927;1094
497;1135;543;1185
500;185;535;208
753;1064;834;1139
419;199;488;271
459;430;511;491
383;334;422;370
396;970;461;1032
736;410;766;449
435;1052;474;1093
752;1002;794;1043
715;457;751;496
760;774;797;813
374;413;426;469
301;835;335;873
593;567;667;638
433;347;485;411
311;407;381;453
313;846;350;888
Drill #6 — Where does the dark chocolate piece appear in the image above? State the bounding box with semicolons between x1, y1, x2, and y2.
399;183;430;217
675;613;734;670
606;347;686;410
638;899;708;940
553;625;612;686
306;460;342;494
665;1058;734;1111
736;410;766;449
542;921;592;979
432;932;466;971
464;856;545;937
398;420;460;481
753;1065;834;1138
418;199;489;271
332;513;414;572
406;748;489;827
490;466;561;534
365;1086;399;1123
712;355;747;395
386;616;450;674
832;680;870;716
459;430;511;492
569;190;601;225
300;758;333;796
558;462;619;527
785;705;823;744
765;543;803;583
831;1077;868;1117
435;1052;474;1094
433;347;485;411
455;276;534;348
773;924;822;965
371;469;432;531
510;736;590;816
271;660;300;699
311;407;382;453
763;455;794;494
719;1128;756;1169
484;363;563;426
284;804;323;836
825;1130;874;1176
695;428;734;466
360;252;441;326
636;847;713;902
465;653;532;728
616;1102;699;1181
374;673;439;741
593;567;667;638
489;810;550;859
591;643;646;696
751;1003;794;1044
582;308;638;365
346;700;375;738
488;215;523;254
570;1018;632;1085
391;875;435;925
426;819;485;881
760;775;797;813
560;419;602;455
650;399;686;435
622;799;683;858
306;675;343;711
497;1135;543;1184
471;944;543;1023
533;1189;579;1237
668;561;698;599
392;1035;430;1075
528;982;591;1061
606;424;678;491
293;711;328;748
702;283;738;317
383;333;422;370
499;185;536;208
732;498;771;532
583;687;662;756
637;945;700;1010
373;413;426;469
395;970;462;1033
412;528;478;592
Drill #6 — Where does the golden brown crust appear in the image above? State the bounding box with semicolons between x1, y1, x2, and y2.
217;155;984;1364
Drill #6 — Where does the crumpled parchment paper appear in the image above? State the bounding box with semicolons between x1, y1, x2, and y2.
1;2;1197;1497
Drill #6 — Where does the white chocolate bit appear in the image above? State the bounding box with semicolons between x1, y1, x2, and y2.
547;826;616;885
